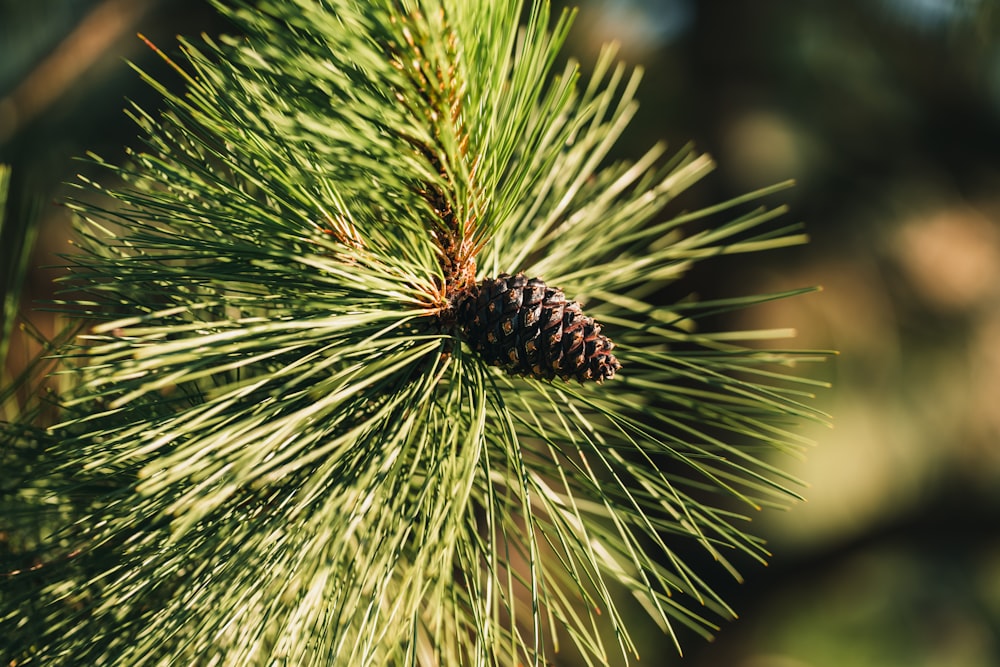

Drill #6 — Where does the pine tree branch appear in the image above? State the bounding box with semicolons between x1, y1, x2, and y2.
0;2;831;665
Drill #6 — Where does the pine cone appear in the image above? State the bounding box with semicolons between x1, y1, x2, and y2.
454;273;621;383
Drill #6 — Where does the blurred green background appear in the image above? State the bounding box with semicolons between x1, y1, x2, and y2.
3;0;1000;665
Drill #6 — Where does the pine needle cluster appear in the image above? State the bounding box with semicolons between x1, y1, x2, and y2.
1;1;829;664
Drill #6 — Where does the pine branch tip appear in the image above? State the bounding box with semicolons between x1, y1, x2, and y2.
3;1;831;663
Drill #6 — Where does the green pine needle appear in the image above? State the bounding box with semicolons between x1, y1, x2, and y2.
1;1;831;665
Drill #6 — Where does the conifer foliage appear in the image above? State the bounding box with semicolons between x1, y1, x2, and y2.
1;0;827;664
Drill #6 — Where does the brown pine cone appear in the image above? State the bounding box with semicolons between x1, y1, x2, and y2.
454;273;621;383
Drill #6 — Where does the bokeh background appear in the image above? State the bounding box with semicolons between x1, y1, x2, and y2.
3;1;1000;665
